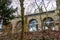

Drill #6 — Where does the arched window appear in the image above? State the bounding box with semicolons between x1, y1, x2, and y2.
43;17;54;30
16;21;22;31
29;19;38;32
0;19;3;31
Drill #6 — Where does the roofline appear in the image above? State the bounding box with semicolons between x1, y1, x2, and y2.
26;10;55;16
15;10;55;18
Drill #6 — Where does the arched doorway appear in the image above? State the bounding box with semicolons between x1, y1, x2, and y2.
43;17;54;30
29;19;38;32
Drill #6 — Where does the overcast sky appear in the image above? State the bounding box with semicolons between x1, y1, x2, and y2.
11;0;56;15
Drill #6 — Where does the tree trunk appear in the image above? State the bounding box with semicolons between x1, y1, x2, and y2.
19;0;25;40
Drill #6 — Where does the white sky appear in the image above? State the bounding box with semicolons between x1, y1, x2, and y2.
11;0;56;15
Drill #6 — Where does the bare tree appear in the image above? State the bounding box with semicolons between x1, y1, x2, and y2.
19;0;25;40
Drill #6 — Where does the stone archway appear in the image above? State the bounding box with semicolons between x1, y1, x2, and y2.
15;21;22;33
29;19;38;32
43;17;54;30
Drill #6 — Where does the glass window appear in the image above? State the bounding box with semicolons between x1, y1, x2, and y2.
44;18;54;27
45;18;53;26
0;20;3;31
43;17;54;30
29;20;38;32
16;21;22;31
